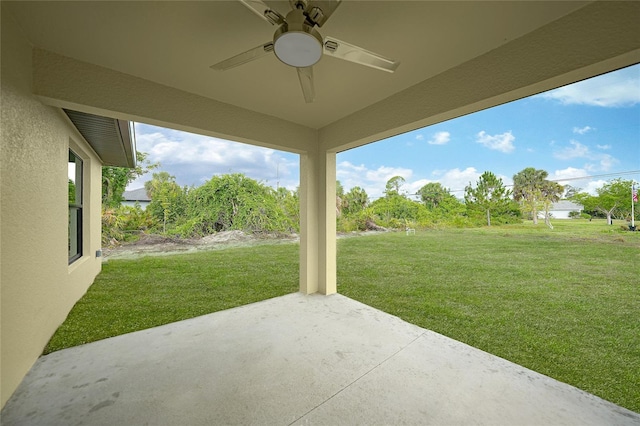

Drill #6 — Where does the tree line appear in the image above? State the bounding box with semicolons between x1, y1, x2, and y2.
100;153;638;244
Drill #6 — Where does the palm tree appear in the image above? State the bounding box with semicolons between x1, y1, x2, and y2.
540;180;564;229
343;186;369;216
513;167;548;224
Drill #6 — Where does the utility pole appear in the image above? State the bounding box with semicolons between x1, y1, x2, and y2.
632;182;637;230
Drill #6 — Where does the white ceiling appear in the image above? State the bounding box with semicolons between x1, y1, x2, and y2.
4;0;640;156
5;1;599;129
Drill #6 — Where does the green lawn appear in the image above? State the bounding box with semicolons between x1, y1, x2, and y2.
45;220;639;412
45;244;299;353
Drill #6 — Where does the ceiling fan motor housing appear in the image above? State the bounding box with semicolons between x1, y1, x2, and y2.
273;8;323;68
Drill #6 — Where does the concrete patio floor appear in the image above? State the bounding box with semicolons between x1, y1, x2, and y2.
2;293;638;425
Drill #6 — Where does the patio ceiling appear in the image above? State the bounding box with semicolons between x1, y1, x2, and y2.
4;1;640;152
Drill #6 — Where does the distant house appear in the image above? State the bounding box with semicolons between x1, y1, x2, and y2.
122;188;151;210
540;200;583;219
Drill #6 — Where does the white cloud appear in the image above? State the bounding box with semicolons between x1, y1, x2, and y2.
573;126;594;135
584;180;607;195
553;140;590;160
437;167;482;193
427;131;451;145
427;167;512;197
476;131;515;153
406;179;431;197
336;164;511;200
553;140;619;172
336;163;500;201
596;144;611;150
415;134;424;141
549;167;589;183
128;124;299;190
538;65;640;107
551;172;606;195
337;161;413;199
550;168;606;195
585;154;618;173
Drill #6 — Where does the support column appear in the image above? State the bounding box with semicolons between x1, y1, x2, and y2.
299;146;336;295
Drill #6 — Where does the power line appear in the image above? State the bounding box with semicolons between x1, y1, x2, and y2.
440;170;640;194
547;170;640;183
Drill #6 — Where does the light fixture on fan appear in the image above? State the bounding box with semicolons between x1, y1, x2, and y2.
211;0;399;103
273;8;323;67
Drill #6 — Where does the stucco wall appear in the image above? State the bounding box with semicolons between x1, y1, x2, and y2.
1;11;103;407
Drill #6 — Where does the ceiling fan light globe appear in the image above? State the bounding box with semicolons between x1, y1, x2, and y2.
274;31;322;67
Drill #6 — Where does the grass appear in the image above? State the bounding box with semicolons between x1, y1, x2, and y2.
338;220;639;412
45;219;639;412
44;244;299;353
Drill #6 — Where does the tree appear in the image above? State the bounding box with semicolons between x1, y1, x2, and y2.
370;195;424;227
385;176;406;197
563;184;581;199
336;180;345;217
68;179;77;204
540;180;564;229
464;171;512;226
417;182;448;209
342;186;369;216
275;186;299;227
183;173;296;236
102;151;158;208
417;182;465;218
572;179;636;225
513;167;548;224
145;172;185;233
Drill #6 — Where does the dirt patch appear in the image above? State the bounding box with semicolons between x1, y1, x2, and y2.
102;230;390;261
103;231;299;260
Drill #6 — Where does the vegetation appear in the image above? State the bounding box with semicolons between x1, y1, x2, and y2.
48;221;639;412
338;222;639;412
101;165;299;244
145;171;186;233
464;171;519;226
102;151;158;208
101;157;638;243
179;173;298;236
512;167;564;226
45;243;299;353
572;179;637;225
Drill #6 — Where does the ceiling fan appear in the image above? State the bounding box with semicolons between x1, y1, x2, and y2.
210;0;399;103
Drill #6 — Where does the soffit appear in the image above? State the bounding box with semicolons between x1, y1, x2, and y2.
64;110;136;168
5;1;591;129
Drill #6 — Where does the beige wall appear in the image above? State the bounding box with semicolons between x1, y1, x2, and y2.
1;11;103;407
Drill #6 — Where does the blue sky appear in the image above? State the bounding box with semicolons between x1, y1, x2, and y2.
129;64;640;200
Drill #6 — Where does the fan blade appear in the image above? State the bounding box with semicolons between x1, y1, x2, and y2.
323;36;399;73
304;0;341;27
210;42;274;71
297;67;315;103
239;0;285;25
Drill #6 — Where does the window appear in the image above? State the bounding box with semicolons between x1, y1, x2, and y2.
68;150;83;263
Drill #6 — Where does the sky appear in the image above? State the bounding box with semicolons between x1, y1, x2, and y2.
128;64;640;200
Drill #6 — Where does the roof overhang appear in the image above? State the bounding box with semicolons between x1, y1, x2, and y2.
5;1;639;155
64;109;136;168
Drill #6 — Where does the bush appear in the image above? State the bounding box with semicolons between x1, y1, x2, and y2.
179;174;298;237
102;205;155;245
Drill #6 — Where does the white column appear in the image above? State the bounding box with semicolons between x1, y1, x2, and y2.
299;146;336;295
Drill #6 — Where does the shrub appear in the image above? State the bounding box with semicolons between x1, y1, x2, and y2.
102;205;155;245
